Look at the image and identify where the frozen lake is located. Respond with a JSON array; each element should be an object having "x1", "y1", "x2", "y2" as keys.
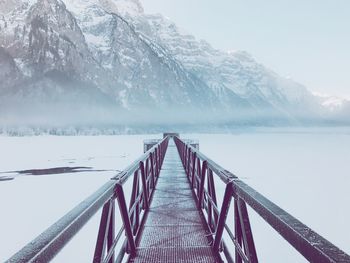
[{"x1": 0, "y1": 130, "x2": 349, "y2": 262}]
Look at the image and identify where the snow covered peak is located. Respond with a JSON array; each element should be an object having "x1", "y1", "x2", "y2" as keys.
[
  {"x1": 227, "y1": 50, "x2": 256, "y2": 63},
  {"x1": 100, "y1": 0, "x2": 143, "y2": 16},
  {"x1": 0, "y1": 0, "x2": 37, "y2": 15},
  {"x1": 61, "y1": 0, "x2": 143, "y2": 17},
  {"x1": 313, "y1": 92, "x2": 349, "y2": 112},
  {"x1": 323, "y1": 97, "x2": 345, "y2": 111},
  {"x1": 0, "y1": 0, "x2": 19, "y2": 14}
]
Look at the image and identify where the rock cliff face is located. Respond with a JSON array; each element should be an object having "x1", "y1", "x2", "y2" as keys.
[{"x1": 0, "y1": 0, "x2": 348, "y2": 129}]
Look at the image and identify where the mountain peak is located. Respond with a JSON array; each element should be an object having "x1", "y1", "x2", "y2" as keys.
[
  {"x1": 101, "y1": 0, "x2": 143, "y2": 16},
  {"x1": 0, "y1": 0, "x2": 37, "y2": 15},
  {"x1": 61, "y1": 0, "x2": 143, "y2": 19},
  {"x1": 0, "y1": 0, "x2": 21, "y2": 14}
]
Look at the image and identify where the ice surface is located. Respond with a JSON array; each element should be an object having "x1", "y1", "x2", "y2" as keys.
[{"x1": 0, "y1": 131, "x2": 349, "y2": 262}]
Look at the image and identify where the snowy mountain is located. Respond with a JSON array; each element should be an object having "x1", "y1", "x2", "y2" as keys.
[
  {"x1": 130, "y1": 13, "x2": 327, "y2": 121},
  {"x1": 0, "y1": 0, "x2": 348, "y2": 130},
  {"x1": 313, "y1": 92, "x2": 350, "y2": 123}
]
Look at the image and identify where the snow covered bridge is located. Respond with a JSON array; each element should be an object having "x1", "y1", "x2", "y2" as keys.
[{"x1": 7, "y1": 134, "x2": 350, "y2": 263}]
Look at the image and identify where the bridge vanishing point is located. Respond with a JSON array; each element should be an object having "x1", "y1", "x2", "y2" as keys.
[{"x1": 7, "y1": 134, "x2": 350, "y2": 263}]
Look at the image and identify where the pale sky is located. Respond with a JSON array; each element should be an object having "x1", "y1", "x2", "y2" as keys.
[{"x1": 140, "y1": 0, "x2": 350, "y2": 98}]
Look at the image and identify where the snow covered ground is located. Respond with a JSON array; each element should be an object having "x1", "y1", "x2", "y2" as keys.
[{"x1": 0, "y1": 130, "x2": 349, "y2": 262}]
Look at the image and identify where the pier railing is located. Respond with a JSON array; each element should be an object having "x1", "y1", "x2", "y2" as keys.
[
  {"x1": 7, "y1": 136, "x2": 169, "y2": 263},
  {"x1": 7, "y1": 134, "x2": 350, "y2": 263},
  {"x1": 174, "y1": 136, "x2": 350, "y2": 263}
]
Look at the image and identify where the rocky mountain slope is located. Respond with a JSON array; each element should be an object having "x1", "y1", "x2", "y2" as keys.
[{"x1": 0, "y1": 0, "x2": 348, "y2": 130}]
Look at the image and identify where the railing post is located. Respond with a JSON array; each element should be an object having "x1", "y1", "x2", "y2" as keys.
[
  {"x1": 159, "y1": 144, "x2": 163, "y2": 165},
  {"x1": 196, "y1": 158, "x2": 202, "y2": 191},
  {"x1": 128, "y1": 171, "x2": 138, "y2": 235},
  {"x1": 237, "y1": 197, "x2": 258, "y2": 263},
  {"x1": 107, "y1": 202, "x2": 115, "y2": 263},
  {"x1": 145, "y1": 158, "x2": 150, "y2": 193},
  {"x1": 154, "y1": 148, "x2": 159, "y2": 177},
  {"x1": 209, "y1": 170, "x2": 219, "y2": 226},
  {"x1": 183, "y1": 145, "x2": 187, "y2": 169},
  {"x1": 140, "y1": 161, "x2": 149, "y2": 209},
  {"x1": 187, "y1": 149, "x2": 192, "y2": 178},
  {"x1": 186, "y1": 147, "x2": 190, "y2": 175},
  {"x1": 207, "y1": 168, "x2": 213, "y2": 230},
  {"x1": 115, "y1": 184, "x2": 136, "y2": 256},
  {"x1": 134, "y1": 174, "x2": 140, "y2": 235},
  {"x1": 181, "y1": 142, "x2": 185, "y2": 162},
  {"x1": 191, "y1": 152, "x2": 197, "y2": 189},
  {"x1": 198, "y1": 161, "x2": 207, "y2": 208},
  {"x1": 93, "y1": 199, "x2": 113, "y2": 263},
  {"x1": 161, "y1": 139, "x2": 167, "y2": 164},
  {"x1": 157, "y1": 146, "x2": 161, "y2": 169},
  {"x1": 207, "y1": 169, "x2": 219, "y2": 231},
  {"x1": 183, "y1": 144, "x2": 186, "y2": 163},
  {"x1": 157, "y1": 147, "x2": 161, "y2": 174},
  {"x1": 213, "y1": 182, "x2": 234, "y2": 252},
  {"x1": 234, "y1": 199, "x2": 243, "y2": 263},
  {"x1": 150, "y1": 153, "x2": 155, "y2": 189}
]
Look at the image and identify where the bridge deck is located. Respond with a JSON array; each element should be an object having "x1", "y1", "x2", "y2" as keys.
[{"x1": 129, "y1": 139, "x2": 218, "y2": 262}]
